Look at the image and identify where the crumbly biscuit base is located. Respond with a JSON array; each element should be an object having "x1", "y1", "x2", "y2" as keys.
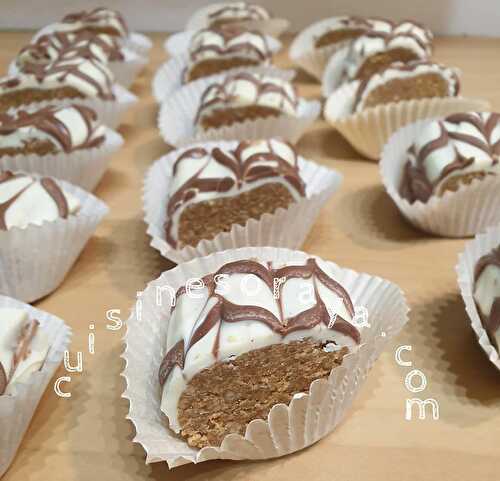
[
  {"x1": 437, "y1": 171, "x2": 491, "y2": 196},
  {"x1": 186, "y1": 57, "x2": 261, "y2": 83},
  {"x1": 356, "y1": 48, "x2": 420, "y2": 82},
  {"x1": 0, "y1": 139, "x2": 58, "y2": 158},
  {"x1": 178, "y1": 340, "x2": 348, "y2": 448},
  {"x1": 0, "y1": 86, "x2": 84, "y2": 111},
  {"x1": 361, "y1": 73, "x2": 450, "y2": 110},
  {"x1": 177, "y1": 182, "x2": 295, "y2": 247},
  {"x1": 314, "y1": 28, "x2": 366, "y2": 49},
  {"x1": 199, "y1": 104, "x2": 281, "y2": 130}
]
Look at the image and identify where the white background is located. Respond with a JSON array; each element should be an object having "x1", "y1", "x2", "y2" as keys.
[{"x1": 0, "y1": 0, "x2": 499, "y2": 36}]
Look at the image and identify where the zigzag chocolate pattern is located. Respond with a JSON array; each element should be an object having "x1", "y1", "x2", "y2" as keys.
[
  {"x1": 0, "y1": 104, "x2": 105, "y2": 153},
  {"x1": 62, "y1": 7, "x2": 128, "y2": 37},
  {"x1": 159, "y1": 257, "x2": 360, "y2": 386},
  {"x1": 165, "y1": 140, "x2": 306, "y2": 247},
  {"x1": 195, "y1": 72, "x2": 298, "y2": 123},
  {"x1": 400, "y1": 112, "x2": 500, "y2": 203}
]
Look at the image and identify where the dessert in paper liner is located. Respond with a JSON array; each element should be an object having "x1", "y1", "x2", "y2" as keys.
[
  {"x1": 324, "y1": 80, "x2": 490, "y2": 160},
  {"x1": 380, "y1": 120, "x2": 500, "y2": 237},
  {"x1": 0, "y1": 295, "x2": 71, "y2": 477},
  {"x1": 121, "y1": 246, "x2": 409, "y2": 468},
  {"x1": 123, "y1": 32, "x2": 153, "y2": 58},
  {"x1": 456, "y1": 225, "x2": 500, "y2": 370},
  {"x1": 6, "y1": 84, "x2": 137, "y2": 130},
  {"x1": 152, "y1": 51, "x2": 293, "y2": 103},
  {"x1": 8, "y1": 54, "x2": 148, "y2": 91},
  {"x1": 290, "y1": 19, "x2": 354, "y2": 81},
  {"x1": 163, "y1": 32, "x2": 283, "y2": 60},
  {"x1": 185, "y1": 4, "x2": 289, "y2": 37},
  {"x1": 0, "y1": 176, "x2": 109, "y2": 303},
  {"x1": 143, "y1": 140, "x2": 342, "y2": 264},
  {"x1": 0, "y1": 128, "x2": 124, "y2": 191},
  {"x1": 157, "y1": 78, "x2": 320, "y2": 147}
]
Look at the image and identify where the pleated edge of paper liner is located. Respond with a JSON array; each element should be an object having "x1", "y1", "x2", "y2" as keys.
[
  {"x1": 456, "y1": 224, "x2": 500, "y2": 370},
  {"x1": 0, "y1": 127, "x2": 124, "y2": 191},
  {"x1": 120, "y1": 245, "x2": 410, "y2": 468}
]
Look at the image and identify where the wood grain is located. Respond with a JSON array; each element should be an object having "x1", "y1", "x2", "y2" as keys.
[{"x1": 1, "y1": 32, "x2": 500, "y2": 481}]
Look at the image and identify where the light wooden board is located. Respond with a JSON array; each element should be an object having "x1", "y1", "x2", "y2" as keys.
[{"x1": 1, "y1": 32, "x2": 500, "y2": 481}]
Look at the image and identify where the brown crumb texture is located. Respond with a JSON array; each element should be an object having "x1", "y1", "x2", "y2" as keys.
[
  {"x1": 437, "y1": 171, "x2": 491, "y2": 196},
  {"x1": 361, "y1": 73, "x2": 450, "y2": 110},
  {"x1": 178, "y1": 182, "x2": 296, "y2": 247},
  {"x1": 178, "y1": 340, "x2": 348, "y2": 449},
  {"x1": 199, "y1": 105, "x2": 281, "y2": 130},
  {"x1": 0, "y1": 138, "x2": 58, "y2": 158},
  {"x1": 0, "y1": 87, "x2": 85, "y2": 112},
  {"x1": 355, "y1": 48, "x2": 420, "y2": 82},
  {"x1": 209, "y1": 18, "x2": 249, "y2": 29},
  {"x1": 314, "y1": 28, "x2": 366, "y2": 48},
  {"x1": 187, "y1": 58, "x2": 261, "y2": 83}
]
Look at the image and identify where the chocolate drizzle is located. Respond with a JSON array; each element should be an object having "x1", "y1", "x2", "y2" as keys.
[
  {"x1": 20, "y1": 30, "x2": 125, "y2": 68},
  {"x1": 0, "y1": 171, "x2": 70, "y2": 230},
  {"x1": 164, "y1": 140, "x2": 305, "y2": 247},
  {"x1": 159, "y1": 258, "x2": 360, "y2": 386},
  {"x1": 15, "y1": 55, "x2": 115, "y2": 101},
  {"x1": 195, "y1": 72, "x2": 298, "y2": 123},
  {"x1": 400, "y1": 112, "x2": 500, "y2": 203},
  {"x1": 474, "y1": 246, "x2": 500, "y2": 343},
  {"x1": 208, "y1": 2, "x2": 269, "y2": 24},
  {"x1": 0, "y1": 105, "x2": 105, "y2": 153},
  {"x1": 0, "y1": 318, "x2": 40, "y2": 395},
  {"x1": 0, "y1": 362, "x2": 6, "y2": 395},
  {"x1": 62, "y1": 7, "x2": 128, "y2": 37},
  {"x1": 189, "y1": 26, "x2": 270, "y2": 64}
]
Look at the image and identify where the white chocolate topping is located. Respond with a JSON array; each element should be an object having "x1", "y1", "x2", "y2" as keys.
[
  {"x1": 0, "y1": 56, "x2": 116, "y2": 102},
  {"x1": 188, "y1": 27, "x2": 270, "y2": 66},
  {"x1": 0, "y1": 172, "x2": 80, "y2": 230},
  {"x1": 401, "y1": 112, "x2": 500, "y2": 203},
  {"x1": 0, "y1": 104, "x2": 106, "y2": 154},
  {"x1": 32, "y1": 7, "x2": 128, "y2": 41},
  {"x1": 0, "y1": 308, "x2": 50, "y2": 396},
  {"x1": 17, "y1": 32, "x2": 130, "y2": 72},
  {"x1": 206, "y1": 2, "x2": 271, "y2": 26},
  {"x1": 196, "y1": 72, "x2": 299, "y2": 125}
]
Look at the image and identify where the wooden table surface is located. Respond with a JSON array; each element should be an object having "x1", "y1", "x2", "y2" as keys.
[{"x1": 1, "y1": 32, "x2": 499, "y2": 481}]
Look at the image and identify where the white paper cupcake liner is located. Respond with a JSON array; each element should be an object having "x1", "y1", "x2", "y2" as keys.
[
  {"x1": 0, "y1": 177, "x2": 109, "y2": 303},
  {"x1": 185, "y1": 4, "x2": 289, "y2": 37},
  {"x1": 0, "y1": 128, "x2": 124, "y2": 191},
  {"x1": 7, "y1": 53, "x2": 147, "y2": 90},
  {"x1": 324, "y1": 80, "x2": 491, "y2": 160},
  {"x1": 122, "y1": 246, "x2": 409, "y2": 468},
  {"x1": 143, "y1": 139, "x2": 342, "y2": 264},
  {"x1": 456, "y1": 225, "x2": 500, "y2": 370},
  {"x1": 157, "y1": 80, "x2": 320, "y2": 147},
  {"x1": 0, "y1": 295, "x2": 72, "y2": 478},
  {"x1": 6, "y1": 84, "x2": 137, "y2": 130},
  {"x1": 290, "y1": 19, "x2": 354, "y2": 80},
  {"x1": 380, "y1": 120, "x2": 500, "y2": 237},
  {"x1": 124, "y1": 32, "x2": 153, "y2": 57},
  {"x1": 152, "y1": 52, "x2": 295, "y2": 103},
  {"x1": 163, "y1": 32, "x2": 282, "y2": 58},
  {"x1": 108, "y1": 52, "x2": 148, "y2": 89}
]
